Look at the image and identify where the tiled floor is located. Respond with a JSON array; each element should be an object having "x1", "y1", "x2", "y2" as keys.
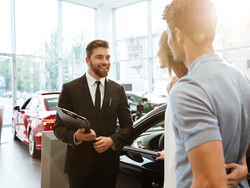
[{"x1": 0, "y1": 127, "x2": 41, "y2": 188}]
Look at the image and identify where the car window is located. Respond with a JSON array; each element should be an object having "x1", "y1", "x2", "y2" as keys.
[
  {"x1": 146, "y1": 120, "x2": 164, "y2": 132},
  {"x1": 27, "y1": 97, "x2": 40, "y2": 111},
  {"x1": 44, "y1": 98, "x2": 58, "y2": 111},
  {"x1": 21, "y1": 98, "x2": 32, "y2": 110}
]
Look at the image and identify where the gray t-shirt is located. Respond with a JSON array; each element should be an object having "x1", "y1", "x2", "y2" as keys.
[{"x1": 169, "y1": 53, "x2": 250, "y2": 188}]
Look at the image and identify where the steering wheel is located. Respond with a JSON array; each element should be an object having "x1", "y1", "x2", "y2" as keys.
[{"x1": 158, "y1": 133, "x2": 164, "y2": 151}]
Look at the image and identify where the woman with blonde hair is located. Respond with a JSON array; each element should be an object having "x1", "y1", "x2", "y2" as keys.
[
  {"x1": 156, "y1": 30, "x2": 187, "y2": 188},
  {"x1": 156, "y1": 30, "x2": 248, "y2": 188}
]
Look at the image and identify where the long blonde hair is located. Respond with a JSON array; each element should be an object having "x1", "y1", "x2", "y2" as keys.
[{"x1": 159, "y1": 30, "x2": 188, "y2": 91}]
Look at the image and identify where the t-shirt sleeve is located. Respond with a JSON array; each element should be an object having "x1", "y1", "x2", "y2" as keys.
[{"x1": 169, "y1": 79, "x2": 222, "y2": 152}]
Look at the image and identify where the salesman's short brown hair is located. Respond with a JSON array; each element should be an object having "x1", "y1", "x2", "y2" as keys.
[{"x1": 86, "y1": 39, "x2": 110, "y2": 59}]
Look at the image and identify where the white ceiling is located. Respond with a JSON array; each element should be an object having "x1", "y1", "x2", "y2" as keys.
[{"x1": 63, "y1": 0, "x2": 145, "y2": 8}]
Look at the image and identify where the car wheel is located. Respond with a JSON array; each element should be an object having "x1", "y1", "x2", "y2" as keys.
[
  {"x1": 29, "y1": 130, "x2": 41, "y2": 158},
  {"x1": 12, "y1": 120, "x2": 18, "y2": 140}
]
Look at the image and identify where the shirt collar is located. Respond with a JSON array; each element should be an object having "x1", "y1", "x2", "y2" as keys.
[
  {"x1": 86, "y1": 71, "x2": 106, "y2": 86},
  {"x1": 187, "y1": 53, "x2": 223, "y2": 76}
]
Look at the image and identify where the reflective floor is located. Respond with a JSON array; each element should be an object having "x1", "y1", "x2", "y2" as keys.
[
  {"x1": 0, "y1": 127, "x2": 41, "y2": 188},
  {"x1": 0, "y1": 127, "x2": 134, "y2": 188}
]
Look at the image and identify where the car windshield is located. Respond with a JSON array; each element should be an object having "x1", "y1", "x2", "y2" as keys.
[{"x1": 44, "y1": 98, "x2": 59, "y2": 111}]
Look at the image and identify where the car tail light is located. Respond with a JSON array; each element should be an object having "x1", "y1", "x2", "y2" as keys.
[
  {"x1": 42, "y1": 116, "x2": 56, "y2": 131},
  {"x1": 152, "y1": 106, "x2": 159, "y2": 110}
]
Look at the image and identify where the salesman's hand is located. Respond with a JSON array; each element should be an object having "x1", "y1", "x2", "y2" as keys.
[
  {"x1": 93, "y1": 136, "x2": 114, "y2": 153},
  {"x1": 75, "y1": 128, "x2": 96, "y2": 142},
  {"x1": 226, "y1": 162, "x2": 248, "y2": 188}
]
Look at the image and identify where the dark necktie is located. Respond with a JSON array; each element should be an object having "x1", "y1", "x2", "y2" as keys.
[{"x1": 95, "y1": 81, "x2": 101, "y2": 115}]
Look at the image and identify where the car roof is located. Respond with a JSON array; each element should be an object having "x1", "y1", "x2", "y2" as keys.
[
  {"x1": 30, "y1": 92, "x2": 60, "y2": 99},
  {"x1": 40, "y1": 92, "x2": 60, "y2": 98}
]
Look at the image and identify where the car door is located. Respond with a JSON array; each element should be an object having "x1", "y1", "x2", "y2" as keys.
[
  {"x1": 118, "y1": 146, "x2": 164, "y2": 188},
  {"x1": 16, "y1": 98, "x2": 32, "y2": 141},
  {"x1": 117, "y1": 109, "x2": 165, "y2": 188},
  {"x1": 19, "y1": 97, "x2": 40, "y2": 143}
]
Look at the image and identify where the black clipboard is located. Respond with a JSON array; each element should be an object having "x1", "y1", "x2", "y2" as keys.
[{"x1": 55, "y1": 106, "x2": 91, "y2": 133}]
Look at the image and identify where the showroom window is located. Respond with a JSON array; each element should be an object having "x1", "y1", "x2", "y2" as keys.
[
  {"x1": 0, "y1": 1, "x2": 95, "y2": 126},
  {"x1": 212, "y1": 0, "x2": 250, "y2": 77},
  {"x1": 15, "y1": 0, "x2": 58, "y2": 55},
  {"x1": 152, "y1": 0, "x2": 172, "y2": 97},
  {"x1": 115, "y1": 1, "x2": 149, "y2": 92},
  {"x1": 0, "y1": 0, "x2": 11, "y2": 54},
  {"x1": 62, "y1": 2, "x2": 95, "y2": 80},
  {"x1": 0, "y1": 56, "x2": 12, "y2": 125}
]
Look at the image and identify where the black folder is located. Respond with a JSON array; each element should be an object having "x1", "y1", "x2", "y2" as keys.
[{"x1": 55, "y1": 106, "x2": 91, "y2": 133}]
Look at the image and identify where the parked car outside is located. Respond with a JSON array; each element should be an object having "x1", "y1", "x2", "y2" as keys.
[
  {"x1": 12, "y1": 92, "x2": 60, "y2": 158},
  {"x1": 2, "y1": 91, "x2": 12, "y2": 98},
  {"x1": 0, "y1": 90, "x2": 5, "y2": 97},
  {"x1": 126, "y1": 91, "x2": 167, "y2": 114}
]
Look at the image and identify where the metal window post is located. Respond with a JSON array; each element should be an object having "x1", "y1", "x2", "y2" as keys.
[
  {"x1": 147, "y1": 0, "x2": 153, "y2": 93},
  {"x1": 112, "y1": 8, "x2": 117, "y2": 81},
  {"x1": 58, "y1": 0, "x2": 63, "y2": 91},
  {"x1": 11, "y1": 0, "x2": 17, "y2": 108}
]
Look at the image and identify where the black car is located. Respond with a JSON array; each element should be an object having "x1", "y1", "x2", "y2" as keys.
[
  {"x1": 117, "y1": 103, "x2": 166, "y2": 188},
  {"x1": 117, "y1": 103, "x2": 250, "y2": 188}
]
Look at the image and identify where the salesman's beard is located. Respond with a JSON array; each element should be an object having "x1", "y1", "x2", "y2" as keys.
[{"x1": 89, "y1": 60, "x2": 110, "y2": 78}]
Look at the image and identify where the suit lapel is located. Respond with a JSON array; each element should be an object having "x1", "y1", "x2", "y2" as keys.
[
  {"x1": 99, "y1": 78, "x2": 113, "y2": 118},
  {"x1": 78, "y1": 74, "x2": 97, "y2": 117}
]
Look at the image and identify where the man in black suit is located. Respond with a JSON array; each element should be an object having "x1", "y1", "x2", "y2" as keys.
[{"x1": 53, "y1": 39, "x2": 134, "y2": 188}]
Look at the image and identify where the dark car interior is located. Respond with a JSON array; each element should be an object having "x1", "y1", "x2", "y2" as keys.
[{"x1": 129, "y1": 120, "x2": 164, "y2": 152}]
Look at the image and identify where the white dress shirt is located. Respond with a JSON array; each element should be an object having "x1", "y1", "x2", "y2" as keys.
[{"x1": 86, "y1": 71, "x2": 106, "y2": 109}]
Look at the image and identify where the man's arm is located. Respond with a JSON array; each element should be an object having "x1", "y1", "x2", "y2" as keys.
[
  {"x1": 110, "y1": 85, "x2": 134, "y2": 150},
  {"x1": 53, "y1": 84, "x2": 76, "y2": 147},
  {"x1": 187, "y1": 140, "x2": 227, "y2": 188}
]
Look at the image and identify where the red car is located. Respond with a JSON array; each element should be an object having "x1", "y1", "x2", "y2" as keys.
[{"x1": 12, "y1": 92, "x2": 60, "y2": 158}]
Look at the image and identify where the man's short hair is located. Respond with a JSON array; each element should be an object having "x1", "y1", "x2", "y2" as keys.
[
  {"x1": 163, "y1": 0, "x2": 217, "y2": 45},
  {"x1": 86, "y1": 39, "x2": 110, "y2": 59}
]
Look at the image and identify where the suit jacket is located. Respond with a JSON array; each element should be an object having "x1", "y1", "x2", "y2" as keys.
[{"x1": 53, "y1": 74, "x2": 134, "y2": 177}]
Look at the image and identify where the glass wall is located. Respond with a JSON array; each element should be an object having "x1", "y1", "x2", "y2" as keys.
[
  {"x1": 212, "y1": 0, "x2": 250, "y2": 78},
  {"x1": 62, "y1": 2, "x2": 95, "y2": 79},
  {"x1": 115, "y1": 1, "x2": 149, "y2": 93},
  {"x1": 15, "y1": 0, "x2": 58, "y2": 55},
  {"x1": 0, "y1": 1, "x2": 95, "y2": 126},
  {"x1": 114, "y1": 0, "x2": 250, "y2": 97},
  {"x1": 152, "y1": 0, "x2": 171, "y2": 96},
  {"x1": 62, "y1": 2, "x2": 95, "y2": 59},
  {"x1": 0, "y1": 56, "x2": 12, "y2": 125},
  {"x1": 0, "y1": 0, "x2": 11, "y2": 54}
]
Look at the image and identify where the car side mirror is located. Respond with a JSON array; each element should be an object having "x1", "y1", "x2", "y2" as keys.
[{"x1": 13, "y1": 106, "x2": 20, "y2": 111}]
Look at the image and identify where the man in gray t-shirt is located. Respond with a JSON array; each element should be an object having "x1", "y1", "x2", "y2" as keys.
[{"x1": 163, "y1": 0, "x2": 250, "y2": 187}]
